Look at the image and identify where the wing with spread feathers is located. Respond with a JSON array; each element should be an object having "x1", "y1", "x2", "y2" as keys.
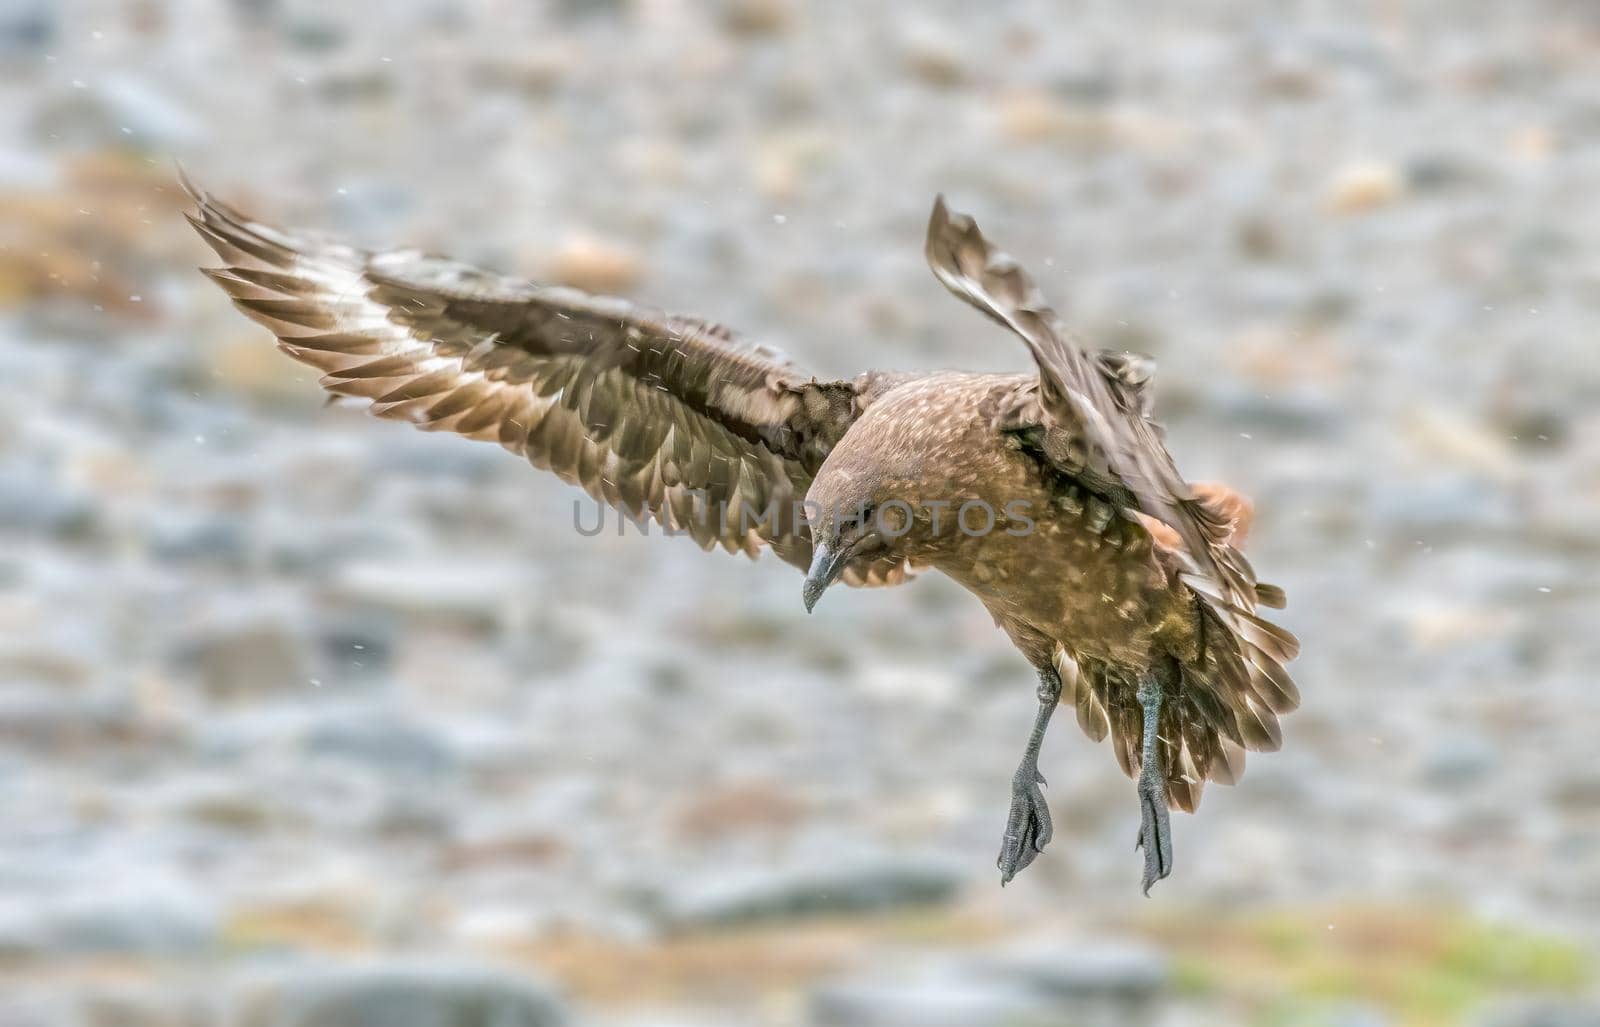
[
  {"x1": 925, "y1": 195, "x2": 1259, "y2": 608},
  {"x1": 183, "y1": 176, "x2": 911, "y2": 587},
  {"x1": 926, "y1": 196, "x2": 1298, "y2": 810}
]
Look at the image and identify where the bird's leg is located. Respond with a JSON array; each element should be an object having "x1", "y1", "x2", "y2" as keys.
[
  {"x1": 1134, "y1": 675, "x2": 1174, "y2": 894},
  {"x1": 997, "y1": 666, "x2": 1062, "y2": 885}
]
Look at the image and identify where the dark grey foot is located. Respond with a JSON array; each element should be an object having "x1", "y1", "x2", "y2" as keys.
[
  {"x1": 1134, "y1": 770, "x2": 1173, "y2": 895},
  {"x1": 998, "y1": 764, "x2": 1052, "y2": 885}
]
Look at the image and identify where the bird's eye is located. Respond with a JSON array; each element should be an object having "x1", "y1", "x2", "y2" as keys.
[{"x1": 845, "y1": 505, "x2": 875, "y2": 534}]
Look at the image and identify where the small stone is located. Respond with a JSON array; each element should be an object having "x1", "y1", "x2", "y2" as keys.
[
  {"x1": 672, "y1": 780, "x2": 808, "y2": 840},
  {"x1": 1257, "y1": 56, "x2": 1322, "y2": 99},
  {"x1": 284, "y1": 16, "x2": 348, "y2": 53},
  {"x1": 0, "y1": 638, "x2": 94, "y2": 689},
  {"x1": 77, "y1": 985, "x2": 218, "y2": 1027},
  {"x1": 314, "y1": 66, "x2": 395, "y2": 105},
  {"x1": 180, "y1": 788, "x2": 277, "y2": 832},
  {"x1": 0, "y1": 0, "x2": 54, "y2": 59},
  {"x1": 0, "y1": 690, "x2": 161, "y2": 750},
  {"x1": 303, "y1": 715, "x2": 456, "y2": 777},
  {"x1": 1405, "y1": 151, "x2": 1484, "y2": 191},
  {"x1": 555, "y1": 0, "x2": 627, "y2": 18},
  {"x1": 0, "y1": 467, "x2": 96, "y2": 539},
  {"x1": 330, "y1": 557, "x2": 524, "y2": 628},
  {"x1": 1477, "y1": 1000, "x2": 1600, "y2": 1027},
  {"x1": 1551, "y1": 772, "x2": 1600, "y2": 813},
  {"x1": 315, "y1": 612, "x2": 395, "y2": 678},
  {"x1": 1235, "y1": 213, "x2": 1284, "y2": 260},
  {"x1": 811, "y1": 974, "x2": 1054, "y2": 1027},
  {"x1": 981, "y1": 937, "x2": 1170, "y2": 1004},
  {"x1": 1050, "y1": 68, "x2": 1118, "y2": 105},
  {"x1": 655, "y1": 856, "x2": 961, "y2": 929},
  {"x1": 1506, "y1": 125, "x2": 1555, "y2": 163},
  {"x1": 239, "y1": 962, "x2": 568, "y2": 1027},
  {"x1": 754, "y1": 129, "x2": 834, "y2": 202},
  {"x1": 543, "y1": 234, "x2": 641, "y2": 294},
  {"x1": 995, "y1": 91, "x2": 1107, "y2": 146},
  {"x1": 1420, "y1": 731, "x2": 1498, "y2": 788},
  {"x1": 1326, "y1": 160, "x2": 1404, "y2": 213},
  {"x1": 147, "y1": 510, "x2": 251, "y2": 568},
  {"x1": 469, "y1": 52, "x2": 573, "y2": 97},
  {"x1": 902, "y1": 29, "x2": 967, "y2": 88},
  {"x1": 0, "y1": 882, "x2": 217, "y2": 956},
  {"x1": 175, "y1": 606, "x2": 311, "y2": 702},
  {"x1": 718, "y1": 0, "x2": 792, "y2": 37}
]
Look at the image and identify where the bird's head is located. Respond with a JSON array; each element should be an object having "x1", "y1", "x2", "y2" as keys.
[{"x1": 799, "y1": 438, "x2": 919, "y2": 613}]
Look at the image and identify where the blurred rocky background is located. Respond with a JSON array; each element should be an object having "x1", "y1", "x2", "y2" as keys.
[{"x1": 3, "y1": 0, "x2": 1600, "y2": 1024}]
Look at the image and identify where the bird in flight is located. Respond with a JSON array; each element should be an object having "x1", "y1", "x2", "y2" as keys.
[{"x1": 183, "y1": 177, "x2": 1298, "y2": 893}]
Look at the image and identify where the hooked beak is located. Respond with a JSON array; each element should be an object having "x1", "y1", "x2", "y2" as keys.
[{"x1": 802, "y1": 540, "x2": 846, "y2": 613}]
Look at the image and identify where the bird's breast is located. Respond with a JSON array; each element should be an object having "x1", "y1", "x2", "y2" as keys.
[{"x1": 935, "y1": 487, "x2": 1179, "y2": 668}]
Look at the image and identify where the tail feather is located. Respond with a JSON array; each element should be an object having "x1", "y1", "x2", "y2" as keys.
[{"x1": 1066, "y1": 578, "x2": 1297, "y2": 813}]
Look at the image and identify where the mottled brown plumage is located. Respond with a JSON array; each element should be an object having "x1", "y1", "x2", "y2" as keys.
[{"x1": 183, "y1": 177, "x2": 1298, "y2": 892}]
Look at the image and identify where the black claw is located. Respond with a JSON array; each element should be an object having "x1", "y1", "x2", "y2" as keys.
[
  {"x1": 1136, "y1": 778, "x2": 1173, "y2": 895},
  {"x1": 1133, "y1": 673, "x2": 1176, "y2": 895},
  {"x1": 997, "y1": 772, "x2": 1053, "y2": 885},
  {"x1": 1000, "y1": 669, "x2": 1064, "y2": 887}
]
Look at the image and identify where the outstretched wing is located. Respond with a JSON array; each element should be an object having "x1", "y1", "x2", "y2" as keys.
[
  {"x1": 183, "y1": 176, "x2": 910, "y2": 587},
  {"x1": 924, "y1": 195, "x2": 1258, "y2": 611},
  {"x1": 927, "y1": 196, "x2": 1298, "y2": 810}
]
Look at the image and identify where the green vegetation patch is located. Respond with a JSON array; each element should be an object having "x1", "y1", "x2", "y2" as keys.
[{"x1": 1141, "y1": 904, "x2": 1592, "y2": 1027}]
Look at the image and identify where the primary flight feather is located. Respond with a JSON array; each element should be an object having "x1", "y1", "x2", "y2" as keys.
[{"x1": 184, "y1": 176, "x2": 1298, "y2": 893}]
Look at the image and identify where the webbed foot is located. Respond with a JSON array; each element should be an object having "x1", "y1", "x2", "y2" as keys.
[
  {"x1": 998, "y1": 763, "x2": 1053, "y2": 885},
  {"x1": 1134, "y1": 766, "x2": 1174, "y2": 894}
]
